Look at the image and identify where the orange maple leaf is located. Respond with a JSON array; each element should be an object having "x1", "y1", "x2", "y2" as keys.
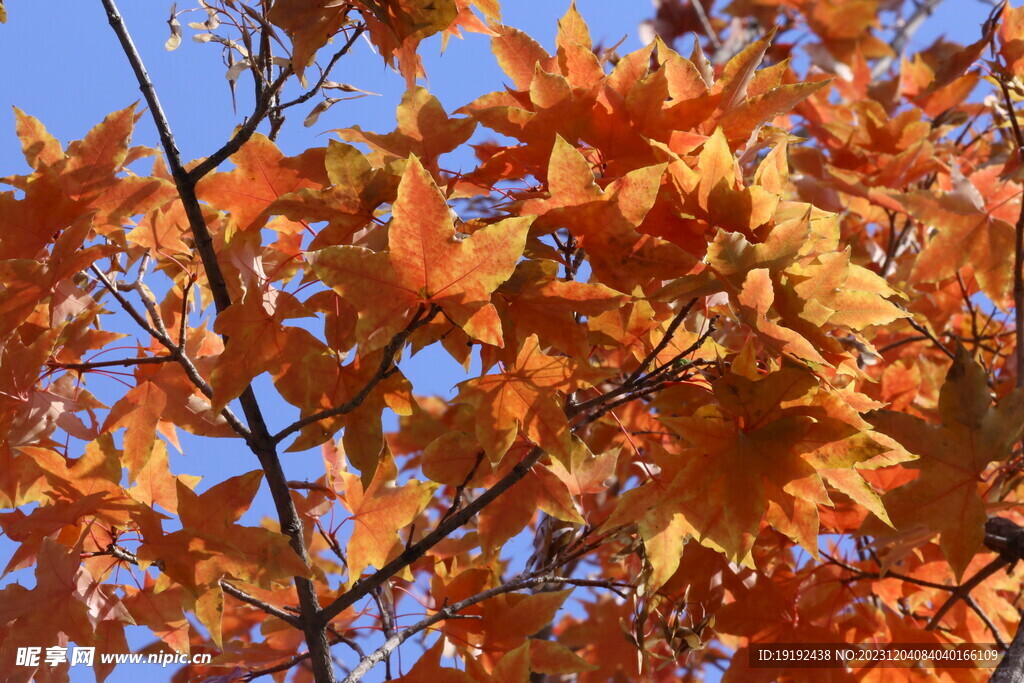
[
  {"x1": 309, "y1": 155, "x2": 530, "y2": 350},
  {"x1": 868, "y1": 346, "x2": 1024, "y2": 579},
  {"x1": 339, "y1": 458, "x2": 437, "y2": 588},
  {"x1": 196, "y1": 133, "x2": 327, "y2": 233},
  {"x1": 457, "y1": 335, "x2": 607, "y2": 463}
]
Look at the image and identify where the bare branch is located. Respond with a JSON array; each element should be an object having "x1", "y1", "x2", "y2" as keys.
[
  {"x1": 272, "y1": 305, "x2": 439, "y2": 444},
  {"x1": 318, "y1": 444, "x2": 546, "y2": 626},
  {"x1": 221, "y1": 581, "x2": 302, "y2": 627},
  {"x1": 99, "y1": 3, "x2": 336, "y2": 677},
  {"x1": 277, "y1": 24, "x2": 367, "y2": 111},
  {"x1": 89, "y1": 265, "x2": 254, "y2": 442},
  {"x1": 821, "y1": 551, "x2": 956, "y2": 592},
  {"x1": 994, "y1": 611, "x2": 1024, "y2": 682},
  {"x1": 963, "y1": 594, "x2": 1009, "y2": 650},
  {"x1": 188, "y1": 66, "x2": 292, "y2": 182},
  {"x1": 342, "y1": 573, "x2": 631, "y2": 682},
  {"x1": 905, "y1": 317, "x2": 957, "y2": 362},
  {"x1": 49, "y1": 355, "x2": 176, "y2": 372},
  {"x1": 871, "y1": 0, "x2": 946, "y2": 79}
]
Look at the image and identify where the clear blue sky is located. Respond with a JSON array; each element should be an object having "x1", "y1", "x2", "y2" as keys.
[{"x1": 0, "y1": 0, "x2": 993, "y2": 680}]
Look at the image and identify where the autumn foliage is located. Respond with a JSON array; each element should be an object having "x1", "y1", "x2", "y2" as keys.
[{"x1": 6, "y1": 0, "x2": 1024, "y2": 680}]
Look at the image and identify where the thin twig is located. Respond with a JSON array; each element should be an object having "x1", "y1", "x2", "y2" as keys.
[
  {"x1": 50, "y1": 355, "x2": 176, "y2": 371},
  {"x1": 221, "y1": 581, "x2": 302, "y2": 627},
  {"x1": 371, "y1": 585, "x2": 397, "y2": 680},
  {"x1": 906, "y1": 317, "x2": 957, "y2": 362},
  {"x1": 188, "y1": 67, "x2": 293, "y2": 182},
  {"x1": 317, "y1": 444, "x2": 547, "y2": 626},
  {"x1": 277, "y1": 24, "x2": 367, "y2": 111},
  {"x1": 963, "y1": 594, "x2": 1009, "y2": 650},
  {"x1": 89, "y1": 265, "x2": 254, "y2": 441},
  {"x1": 627, "y1": 299, "x2": 698, "y2": 384},
  {"x1": 272, "y1": 305, "x2": 439, "y2": 443},
  {"x1": 926, "y1": 557, "x2": 1009, "y2": 631},
  {"x1": 439, "y1": 451, "x2": 485, "y2": 525},
  {"x1": 821, "y1": 551, "x2": 955, "y2": 592},
  {"x1": 690, "y1": 1, "x2": 722, "y2": 52},
  {"x1": 341, "y1": 573, "x2": 630, "y2": 683}
]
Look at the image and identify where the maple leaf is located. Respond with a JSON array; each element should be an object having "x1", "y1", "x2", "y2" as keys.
[
  {"x1": 121, "y1": 575, "x2": 191, "y2": 653},
  {"x1": 196, "y1": 133, "x2": 327, "y2": 233},
  {"x1": 309, "y1": 155, "x2": 530, "y2": 350},
  {"x1": 496, "y1": 260, "x2": 628, "y2": 357},
  {"x1": 0, "y1": 538, "x2": 132, "y2": 676},
  {"x1": 269, "y1": 140, "x2": 399, "y2": 250},
  {"x1": 126, "y1": 439, "x2": 201, "y2": 515},
  {"x1": 353, "y1": 0, "x2": 459, "y2": 86},
  {"x1": 867, "y1": 346, "x2": 1024, "y2": 578},
  {"x1": 266, "y1": 0, "x2": 352, "y2": 84},
  {"x1": 610, "y1": 367, "x2": 891, "y2": 572},
  {"x1": 457, "y1": 335, "x2": 607, "y2": 463},
  {"x1": 9, "y1": 106, "x2": 176, "y2": 235},
  {"x1": 208, "y1": 288, "x2": 321, "y2": 410},
  {"x1": 336, "y1": 86, "x2": 475, "y2": 169},
  {"x1": 339, "y1": 458, "x2": 436, "y2": 587},
  {"x1": 523, "y1": 135, "x2": 696, "y2": 289},
  {"x1": 0, "y1": 444, "x2": 46, "y2": 509},
  {"x1": 903, "y1": 185, "x2": 1017, "y2": 304}
]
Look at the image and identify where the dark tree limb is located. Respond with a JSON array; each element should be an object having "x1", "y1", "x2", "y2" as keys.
[
  {"x1": 98, "y1": 2, "x2": 334, "y2": 678},
  {"x1": 994, "y1": 614, "x2": 1024, "y2": 683},
  {"x1": 997, "y1": 75, "x2": 1024, "y2": 388},
  {"x1": 49, "y1": 355, "x2": 176, "y2": 371}
]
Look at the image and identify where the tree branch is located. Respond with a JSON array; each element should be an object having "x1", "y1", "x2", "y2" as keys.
[
  {"x1": 187, "y1": 66, "x2": 292, "y2": 182},
  {"x1": 342, "y1": 573, "x2": 630, "y2": 683},
  {"x1": 871, "y1": 0, "x2": 945, "y2": 79},
  {"x1": 994, "y1": 611, "x2": 1024, "y2": 683},
  {"x1": 272, "y1": 305, "x2": 439, "y2": 444},
  {"x1": 821, "y1": 551, "x2": 957, "y2": 593},
  {"x1": 88, "y1": 543, "x2": 302, "y2": 627},
  {"x1": 997, "y1": 75, "x2": 1024, "y2": 388},
  {"x1": 317, "y1": 444, "x2": 546, "y2": 626},
  {"x1": 89, "y1": 265, "x2": 253, "y2": 442},
  {"x1": 905, "y1": 317, "x2": 957, "y2": 362},
  {"x1": 925, "y1": 556, "x2": 1009, "y2": 631},
  {"x1": 221, "y1": 581, "x2": 302, "y2": 628},
  {"x1": 99, "y1": 2, "x2": 334, "y2": 678},
  {"x1": 627, "y1": 298, "x2": 698, "y2": 384},
  {"x1": 49, "y1": 355, "x2": 176, "y2": 372},
  {"x1": 276, "y1": 24, "x2": 367, "y2": 111}
]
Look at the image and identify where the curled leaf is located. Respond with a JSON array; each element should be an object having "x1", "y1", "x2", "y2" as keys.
[
  {"x1": 225, "y1": 58, "x2": 251, "y2": 82},
  {"x1": 304, "y1": 98, "x2": 340, "y2": 128},
  {"x1": 321, "y1": 81, "x2": 381, "y2": 96},
  {"x1": 165, "y1": 4, "x2": 182, "y2": 51},
  {"x1": 188, "y1": 6, "x2": 220, "y2": 30}
]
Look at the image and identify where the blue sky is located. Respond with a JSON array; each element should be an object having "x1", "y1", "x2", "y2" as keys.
[{"x1": 0, "y1": 0, "x2": 997, "y2": 680}]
